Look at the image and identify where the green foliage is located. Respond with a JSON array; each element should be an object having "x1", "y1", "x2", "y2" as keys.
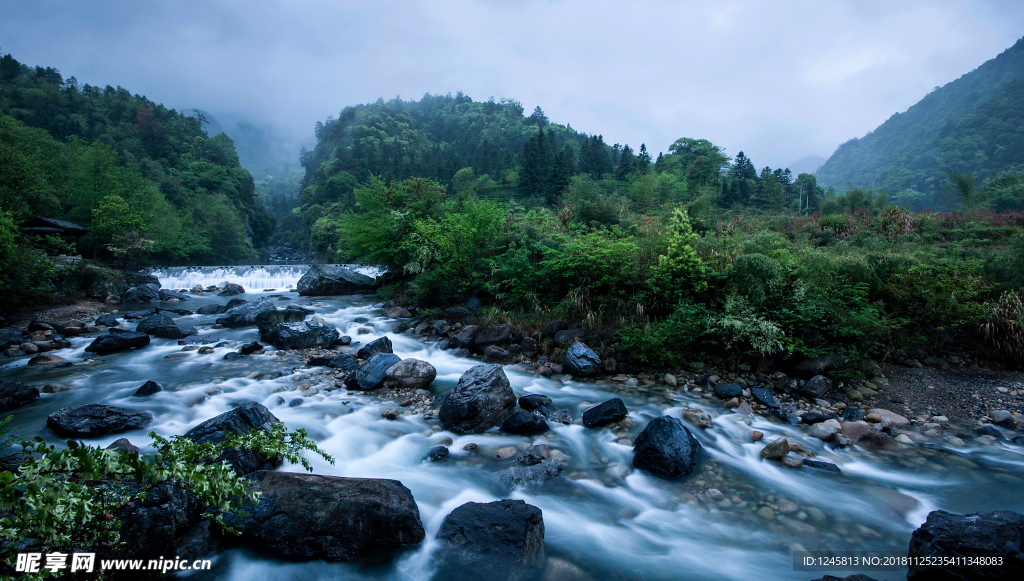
[
  {"x1": 650, "y1": 208, "x2": 706, "y2": 303},
  {"x1": 619, "y1": 299, "x2": 711, "y2": 364},
  {"x1": 705, "y1": 295, "x2": 784, "y2": 355}
]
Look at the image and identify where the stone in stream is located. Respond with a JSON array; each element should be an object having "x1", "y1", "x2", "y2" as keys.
[
  {"x1": 297, "y1": 264, "x2": 377, "y2": 296},
  {"x1": 255, "y1": 306, "x2": 309, "y2": 335},
  {"x1": 433, "y1": 499, "x2": 545, "y2": 581},
  {"x1": 750, "y1": 387, "x2": 779, "y2": 408},
  {"x1": 356, "y1": 336, "x2": 393, "y2": 360},
  {"x1": 183, "y1": 401, "x2": 282, "y2": 476},
  {"x1": 239, "y1": 341, "x2": 264, "y2": 355},
  {"x1": 327, "y1": 353, "x2": 359, "y2": 371},
  {"x1": 500, "y1": 450, "x2": 563, "y2": 489},
  {"x1": 908, "y1": 510, "x2": 1024, "y2": 580},
  {"x1": 561, "y1": 342, "x2": 601, "y2": 377},
  {"x1": 501, "y1": 410, "x2": 549, "y2": 435},
  {"x1": 682, "y1": 407, "x2": 713, "y2": 429},
  {"x1": 582, "y1": 398, "x2": 628, "y2": 428},
  {"x1": 450, "y1": 325, "x2": 480, "y2": 350},
  {"x1": 263, "y1": 321, "x2": 340, "y2": 350},
  {"x1": 473, "y1": 324, "x2": 512, "y2": 353},
  {"x1": 196, "y1": 304, "x2": 227, "y2": 315},
  {"x1": 121, "y1": 283, "x2": 161, "y2": 303},
  {"x1": 383, "y1": 358, "x2": 437, "y2": 391},
  {"x1": 134, "y1": 380, "x2": 162, "y2": 397},
  {"x1": 95, "y1": 313, "x2": 121, "y2": 327},
  {"x1": 807, "y1": 419, "x2": 842, "y2": 441},
  {"x1": 345, "y1": 353, "x2": 402, "y2": 391},
  {"x1": 0, "y1": 379, "x2": 39, "y2": 412},
  {"x1": 518, "y1": 394, "x2": 552, "y2": 411},
  {"x1": 713, "y1": 382, "x2": 743, "y2": 399},
  {"x1": 85, "y1": 328, "x2": 151, "y2": 354},
  {"x1": 225, "y1": 298, "x2": 249, "y2": 309},
  {"x1": 135, "y1": 313, "x2": 197, "y2": 339},
  {"x1": 427, "y1": 446, "x2": 450, "y2": 462},
  {"x1": 632, "y1": 416, "x2": 702, "y2": 479},
  {"x1": 47, "y1": 404, "x2": 154, "y2": 438},
  {"x1": 221, "y1": 471, "x2": 425, "y2": 562},
  {"x1": 215, "y1": 298, "x2": 277, "y2": 328},
  {"x1": 158, "y1": 288, "x2": 190, "y2": 301},
  {"x1": 28, "y1": 353, "x2": 65, "y2": 365},
  {"x1": 438, "y1": 365, "x2": 516, "y2": 434},
  {"x1": 759, "y1": 437, "x2": 790, "y2": 460},
  {"x1": 803, "y1": 459, "x2": 842, "y2": 474},
  {"x1": 483, "y1": 345, "x2": 514, "y2": 364}
]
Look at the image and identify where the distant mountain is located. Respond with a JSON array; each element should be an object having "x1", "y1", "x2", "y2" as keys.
[
  {"x1": 816, "y1": 37, "x2": 1024, "y2": 208},
  {"x1": 789, "y1": 155, "x2": 826, "y2": 176}
]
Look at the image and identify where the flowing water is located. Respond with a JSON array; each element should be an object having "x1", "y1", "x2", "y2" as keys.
[{"x1": 2, "y1": 266, "x2": 1023, "y2": 581}]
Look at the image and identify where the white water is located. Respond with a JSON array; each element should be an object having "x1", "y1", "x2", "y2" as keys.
[
  {"x1": 148, "y1": 264, "x2": 383, "y2": 292},
  {"x1": 3, "y1": 281, "x2": 1024, "y2": 581}
]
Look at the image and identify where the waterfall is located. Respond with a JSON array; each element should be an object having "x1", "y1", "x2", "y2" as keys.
[{"x1": 149, "y1": 264, "x2": 383, "y2": 292}]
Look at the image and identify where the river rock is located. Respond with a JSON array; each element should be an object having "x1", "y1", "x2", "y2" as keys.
[
  {"x1": 867, "y1": 409, "x2": 910, "y2": 425},
  {"x1": 215, "y1": 298, "x2": 277, "y2": 328},
  {"x1": 500, "y1": 451, "x2": 563, "y2": 489},
  {"x1": 223, "y1": 471, "x2": 425, "y2": 561},
  {"x1": 95, "y1": 313, "x2": 121, "y2": 327},
  {"x1": 356, "y1": 336, "x2": 393, "y2": 359},
  {"x1": 714, "y1": 383, "x2": 743, "y2": 399},
  {"x1": 474, "y1": 324, "x2": 512, "y2": 353},
  {"x1": 808, "y1": 419, "x2": 842, "y2": 441},
  {"x1": 0, "y1": 380, "x2": 39, "y2": 411},
  {"x1": 183, "y1": 401, "x2": 282, "y2": 475},
  {"x1": 501, "y1": 410, "x2": 549, "y2": 435},
  {"x1": 134, "y1": 380, "x2": 162, "y2": 397},
  {"x1": 117, "y1": 480, "x2": 206, "y2": 564},
  {"x1": 47, "y1": 404, "x2": 153, "y2": 437},
  {"x1": 750, "y1": 387, "x2": 779, "y2": 408},
  {"x1": 263, "y1": 321, "x2": 340, "y2": 350},
  {"x1": 991, "y1": 410, "x2": 1018, "y2": 429},
  {"x1": 518, "y1": 394, "x2": 552, "y2": 411},
  {"x1": 434, "y1": 499, "x2": 545, "y2": 581},
  {"x1": 85, "y1": 329, "x2": 151, "y2": 354},
  {"x1": 196, "y1": 304, "x2": 227, "y2": 315},
  {"x1": 451, "y1": 325, "x2": 480, "y2": 350},
  {"x1": 327, "y1": 353, "x2": 359, "y2": 371},
  {"x1": 384, "y1": 358, "x2": 436, "y2": 390},
  {"x1": 804, "y1": 459, "x2": 842, "y2": 474},
  {"x1": 484, "y1": 345, "x2": 514, "y2": 364},
  {"x1": 121, "y1": 284, "x2": 161, "y2": 303},
  {"x1": 438, "y1": 365, "x2": 516, "y2": 434},
  {"x1": 239, "y1": 341, "x2": 263, "y2": 355},
  {"x1": 792, "y1": 353, "x2": 840, "y2": 378},
  {"x1": 908, "y1": 510, "x2": 1024, "y2": 580},
  {"x1": 561, "y1": 342, "x2": 601, "y2": 377},
  {"x1": 428, "y1": 445, "x2": 450, "y2": 462},
  {"x1": 682, "y1": 407, "x2": 713, "y2": 429},
  {"x1": 799, "y1": 375, "x2": 833, "y2": 398},
  {"x1": 520, "y1": 336, "x2": 539, "y2": 357},
  {"x1": 553, "y1": 329, "x2": 585, "y2": 348},
  {"x1": 801, "y1": 411, "x2": 838, "y2": 424},
  {"x1": 255, "y1": 306, "x2": 308, "y2": 335},
  {"x1": 297, "y1": 264, "x2": 377, "y2": 296},
  {"x1": 28, "y1": 353, "x2": 65, "y2": 365},
  {"x1": 225, "y1": 298, "x2": 249, "y2": 309},
  {"x1": 583, "y1": 398, "x2": 628, "y2": 427},
  {"x1": 158, "y1": 289, "x2": 190, "y2": 301},
  {"x1": 632, "y1": 416, "x2": 702, "y2": 479},
  {"x1": 346, "y1": 353, "x2": 402, "y2": 391},
  {"x1": 136, "y1": 314, "x2": 197, "y2": 339},
  {"x1": 759, "y1": 437, "x2": 790, "y2": 460}
]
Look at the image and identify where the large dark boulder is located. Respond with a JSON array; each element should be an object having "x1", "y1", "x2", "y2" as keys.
[
  {"x1": 750, "y1": 387, "x2": 779, "y2": 408},
  {"x1": 196, "y1": 304, "x2": 227, "y2": 315},
  {"x1": 223, "y1": 471, "x2": 424, "y2": 562},
  {"x1": 158, "y1": 289, "x2": 190, "y2": 301},
  {"x1": 553, "y1": 329, "x2": 585, "y2": 348},
  {"x1": 327, "y1": 354, "x2": 359, "y2": 371},
  {"x1": 85, "y1": 329, "x2": 151, "y2": 354},
  {"x1": 792, "y1": 353, "x2": 841, "y2": 378},
  {"x1": 714, "y1": 383, "x2": 743, "y2": 399},
  {"x1": 518, "y1": 394, "x2": 552, "y2": 411},
  {"x1": 215, "y1": 298, "x2": 277, "y2": 328},
  {"x1": 561, "y1": 342, "x2": 601, "y2": 377},
  {"x1": 134, "y1": 380, "x2": 162, "y2": 397},
  {"x1": 483, "y1": 345, "x2": 514, "y2": 364},
  {"x1": 473, "y1": 324, "x2": 512, "y2": 353},
  {"x1": 451, "y1": 325, "x2": 480, "y2": 350},
  {"x1": 632, "y1": 416, "x2": 702, "y2": 479},
  {"x1": 908, "y1": 510, "x2": 1024, "y2": 580},
  {"x1": 95, "y1": 313, "x2": 121, "y2": 327},
  {"x1": 582, "y1": 398, "x2": 628, "y2": 428},
  {"x1": 183, "y1": 401, "x2": 282, "y2": 476},
  {"x1": 345, "y1": 353, "x2": 402, "y2": 391},
  {"x1": 263, "y1": 321, "x2": 340, "y2": 350},
  {"x1": 434, "y1": 499, "x2": 544, "y2": 581},
  {"x1": 117, "y1": 481, "x2": 206, "y2": 563},
  {"x1": 384, "y1": 358, "x2": 437, "y2": 390},
  {"x1": 799, "y1": 375, "x2": 834, "y2": 399},
  {"x1": 255, "y1": 306, "x2": 309, "y2": 335},
  {"x1": 136, "y1": 314, "x2": 197, "y2": 340},
  {"x1": 296, "y1": 264, "x2": 377, "y2": 296},
  {"x1": 0, "y1": 380, "x2": 40, "y2": 411},
  {"x1": 47, "y1": 404, "x2": 153, "y2": 437},
  {"x1": 500, "y1": 411, "x2": 549, "y2": 435},
  {"x1": 438, "y1": 365, "x2": 516, "y2": 434},
  {"x1": 121, "y1": 283, "x2": 161, "y2": 303},
  {"x1": 356, "y1": 336, "x2": 393, "y2": 360}
]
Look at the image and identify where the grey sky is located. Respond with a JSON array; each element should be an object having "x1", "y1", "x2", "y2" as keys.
[{"x1": 2, "y1": 0, "x2": 1023, "y2": 170}]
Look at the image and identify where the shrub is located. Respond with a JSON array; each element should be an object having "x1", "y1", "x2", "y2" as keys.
[
  {"x1": 979, "y1": 290, "x2": 1024, "y2": 369},
  {"x1": 705, "y1": 295, "x2": 784, "y2": 355}
]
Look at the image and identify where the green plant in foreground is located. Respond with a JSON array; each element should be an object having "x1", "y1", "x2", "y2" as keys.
[{"x1": 0, "y1": 421, "x2": 333, "y2": 579}]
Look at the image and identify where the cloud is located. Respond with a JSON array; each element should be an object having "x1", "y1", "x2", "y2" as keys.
[{"x1": 2, "y1": 0, "x2": 1023, "y2": 169}]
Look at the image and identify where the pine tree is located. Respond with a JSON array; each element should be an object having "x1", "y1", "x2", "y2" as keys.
[
  {"x1": 616, "y1": 145, "x2": 636, "y2": 179},
  {"x1": 637, "y1": 144, "x2": 652, "y2": 173}
]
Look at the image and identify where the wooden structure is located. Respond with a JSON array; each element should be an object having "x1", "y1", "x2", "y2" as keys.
[{"x1": 18, "y1": 215, "x2": 89, "y2": 243}]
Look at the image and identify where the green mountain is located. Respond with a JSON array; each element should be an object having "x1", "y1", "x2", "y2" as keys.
[{"x1": 816, "y1": 36, "x2": 1024, "y2": 209}]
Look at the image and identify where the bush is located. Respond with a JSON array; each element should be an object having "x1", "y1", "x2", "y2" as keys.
[
  {"x1": 619, "y1": 299, "x2": 712, "y2": 364},
  {"x1": 705, "y1": 295, "x2": 784, "y2": 355}
]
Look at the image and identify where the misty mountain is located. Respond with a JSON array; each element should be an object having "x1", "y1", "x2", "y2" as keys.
[
  {"x1": 816, "y1": 36, "x2": 1024, "y2": 207},
  {"x1": 789, "y1": 155, "x2": 825, "y2": 176}
]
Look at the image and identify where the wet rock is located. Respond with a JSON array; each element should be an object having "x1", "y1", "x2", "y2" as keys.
[
  {"x1": 434, "y1": 499, "x2": 544, "y2": 581},
  {"x1": 223, "y1": 471, "x2": 424, "y2": 561},
  {"x1": 632, "y1": 416, "x2": 702, "y2": 479},
  {"x1": 225, "y1": 298, "x2": 249, "y2": 309},
  {"x1": 297, "y1": 264, "x2": 377, "y2": 296},
  {"x1": 386, "y1": 307, "x2": 412, "y2": 318},
  {"x1": 867, "y1": 409, "x2": 910, "y2": 425},
  {"x1": 159, "y1": 289, "x2": 190, "y2": 301},
  {"x1": 474, "y1": 324, "x2": 512, "y2": 353},
  {"x1": 750, "y1": 387, "x2": 779, "y2": 408},
  {"x1": 438, "y1": 365, "x2": 516, "y2": 434},
  {"x1": 991, "y1": 410, "x2": 1018, "y2": 429},
  {"x1": 583, "y1": 398, "x2": 628, "y2": 428},
  {"x1": 223, "y1": 352, "x2": 242, "y2": 361},
  {"x1": 28, "y1": 353, "x2": 65, "y2": 365},
  {"x1": 428, "y1": 446, "x2": 450, "y2": 462},
  {"x1": 759, "y1": 437, "x2": 789, "y2": 460},
  {"x1": 908, "y1": 510, "x2": 1024, "y2": 580},
  {"x1": 682, "y1": 407, "x2": 713, "y2": 429},
  {"x1": 346, "y1": 353, "x2": 402, "y2": 391},
  {"x1": 327, "y1": 353, "x2": 359, "y2": 371},
  {"x1": 384, "y1": 358, "x2": 437, "y2": 390},
  {"x1": 451, "y1": 325, "x2": 480, "y2": 350},
  {"x1": 337, "y1": 335, "x2": 352, "y2": 346},
  {"x1": 808, "y1": 419, "x2": 842, "y2": 441},
  {"x1": 714, "y1": 383, "x2": 743, "y2": 399},
  {"x1": 484, "y1": 345, "x2": 514, "y2": 364},
  {"x1": 196, "y1": 304, "x2": 227, "y2": 315},
  {"x1": 0, "y1": 379, "x2": 40, "y2": 412},
  {"x1": 803, "y1": 459, "x2": 842, "y2": 474},
  {"x1": 255, "y1": 307, "x2": 308, "y2": 335},
  {"x1": 518, "y1": 394, "x2": 552, "y2": 411},
  {"x1": 750, "y1": 430, "x2": 764, "y2": 442},
  {"x1": 117, "y1": 481, "x2": 205, "y2": 563},
  {"x1": 356, "y1": 336, "x2": 393, "y2": 360},
  {"x1": 95, "y1": 313, "x2": 121, "y2": 327},
  {"x1": 521, "y1": 337, "x2": 538, "y2": 357},
  {"x1": 792, "y1": 353, "x2": 840, "y2": 378},
  {"x1": 216, "y1": 298, "x2": 277, "y2": 328},
  {"x1": 500, "y1": 458, "x2": 563, "y2": 489},
  {"x1": 136, "y1": 314, "x2": 197, "y2": 339},
  {"x1": 121, "y1": 284, "x2": 161, "y2": 303},
  {"x1": 561, "y1": 342, "x2": 601, "y2": 377},
  {"x1": 861, "y1": 430, "x2": 902, "y2": 449},
  {"x1": 134, "y1": 380, "x2": 162, "y2": 397},
  {"x1": 85, "y1": 329, "x2": 151, "y2": 354},
  {"x1": 772, "y1": 408, "x2": 801, "y2": 426},
  {"x1": 501, "y1": 411, "x2": 549, "y2": 435},
  {"x1": 263, "y1": 321, "x2": 340, "y2": 350},
  {"x1": 183, "y1": 401, "x2": 282, "y2": 476},
  {"x1": 799, "y1": 375, "x2": 833, "y2": 398},
  {"x1": 801, "y1": 412, "x2": 838, "y2": 424},
  {"x1": 107, "y1": 438, "x2": 140, "y2": 455},
  {"x1": 47, "y1": 404, "x2": 153, "y2": 437},
  {"x1": 553, "y1": 329, "x2": 585, "y2": 348},
  {"x1": 433, "y1": 320, "x2": 449, "y2": 335},
  {"x1": 240, "y1": 341, "x2": 264, "y2": 355},
  {"x1": 494, "y1": 446, "x2": 517, "y2": 459}
]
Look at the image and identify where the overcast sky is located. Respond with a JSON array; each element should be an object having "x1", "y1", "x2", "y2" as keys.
[{"x1": 2, "y1": 0, "x2": 1023, "y2": 169}]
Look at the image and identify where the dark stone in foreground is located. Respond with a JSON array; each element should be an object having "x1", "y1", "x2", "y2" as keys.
[
  {"x1": 438, "y1": 365, "x2": 516, "y2": 434},
  {"x1": 47, "y1": 404, "x2": 153, "y2": 437},
  {"x1": 473, "y1": 324, "x2": 512, "y2": 353},
  {"x1": 85, "y1": 329, "x2": 151, "y2": 354},
  {"x1": 583, "y1": 398, "x2": 628, "y2": 427},
  {"x1": 134, "y1": 380, "x2": 162, "y2": 397},
  {"x1": 0, "y1": 380, "x2": 39, "y2": 411},
  {"x1": 632, "y1": 416, "x2": 701, "y2": 479},
  {"x1": 908, "y1": 510, "x2": 1024, "y2": 580},
  {"x1": 240, "y1": 341, "x2": 263, "y2": 355},
  {"x1": 121, "y1": 283, "x2": 160, "y2": 303},
  {"x1": 255, "y1": 307, "x2": 308, "y2": 335},
  {"x1": 297, "y1": 264, "x2": 377, "y2": 296},
  {"x1": 434, "y1": 499, "x2": 544, "y2": 581},
  {"x1": 345, "y1": 353, "x2": 401, "y2": 391},
  {"x1": 518, "y1": 394, "x2": 552, "y2": 411},
  {"x1": 263, "y1": 320, "x2": 340, "y2": 350},
  {"x1": 183, "y1": 401, "x2": 282, "y2": 476},
  {"x1": 501, "y1": 410, "x2": 549, "y2": 435},
  {"x1": 801, "y1": 412, "x2": 838, "y2": 425},
  {"x1": 224, "y1": 471, "x2": 425, "y2": 562},
  {"x1": 751, "y1": 387, "x2": 779, "y2": 408},
  {"x1": 428, "y1": 446, "x2": 450, "y2": 462},
  {"x1": 356, "y1": 335, "x2": 393, "y2": 360},
  {"x1": 561, "y1": 341, "x2": 601, "y2": 377},
  {"x1": 95, "y1": 313, "x2": 121, "y2": 327},
  {"x1": 118, "y1": 481, "x2": 206, "y2": 563},
  {"x1": 713, "y1": 383, "x2": 743, "y2": 399}
]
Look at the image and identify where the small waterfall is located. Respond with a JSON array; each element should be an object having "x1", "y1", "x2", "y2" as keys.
[{"x1": 149, "y1": 264, "x2": 384, "y2": 292}]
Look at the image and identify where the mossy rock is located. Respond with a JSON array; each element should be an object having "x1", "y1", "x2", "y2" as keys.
[{"x1": 843, "y1": 387, "x2": 864, "y2": 402}]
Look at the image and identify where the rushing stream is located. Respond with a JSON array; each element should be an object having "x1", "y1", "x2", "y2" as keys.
[{"x1": 2, "y1": 266, "x2": 1023, "y2": 580}]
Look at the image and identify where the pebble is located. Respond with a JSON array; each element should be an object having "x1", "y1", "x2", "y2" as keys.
[
  {"x1": 781, "y1": 456, "x2": 804, "y2": 468},
  {"x1": 757, "y1": 506, "x2": 775, "y2": 519},
  {"x1": 750, "y1": 430, "x2": 764, "y2": 442},
  {"x1": 463, "y1": 443, "x2": 478, "y2": 452},
  {"x1": 495, "y1": 446, "x2": 517, "y2": 459}
]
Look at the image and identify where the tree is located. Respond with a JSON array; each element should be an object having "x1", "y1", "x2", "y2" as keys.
[
  {"x1": 616, "y1": 145, "x2": 636, "y2": 180},
  {"x1": 758, "y1": 167, "x2": 786, "y2": 209},
  {"x1": 665, "y1": 137, "x2": 731, "y2": 176},
  {"x1": 725, "y1": 151, "x2": 758, "y2": 205},
  {"x1": 637, "y1": 144, "x2": 652, "y2": 173},
  {"x1": 650, "y1": 207, "x2": 706, "y2": 303},
  {"x1": 686, "y1": 155, "x2": 718, "y2": 191}
]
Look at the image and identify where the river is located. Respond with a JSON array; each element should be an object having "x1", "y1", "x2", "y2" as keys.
[{"x1": 2, "y1": 265, "x2": 1022, "y2": 581}]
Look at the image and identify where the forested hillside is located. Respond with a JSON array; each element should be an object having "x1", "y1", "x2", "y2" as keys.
[{"x1": 817, "y1": 36, "x2": 1024, "y2": 211}]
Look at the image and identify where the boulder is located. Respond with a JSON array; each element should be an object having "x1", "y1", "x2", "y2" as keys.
[
  {"x1": 345, "y1": 353, "x2": 402, "y2": 391},
  {"x1": 28, "y1": 353, "x2": 64, "y2": 365},
  {"x1": 808, "y1": 419, "x2": 842, "y2": 441},
  {"x1": 217, "y1": 287, "x2": 241, "y2": 296},
  {"x1": 500, "y1": 454, "x2": 563, "y2": 489},
  {"x1": 801, "y1": 412, "x2": 838, "y2": 424},
  {"x1": 255, "y1": 307, "x2": 308, "y2": 335},
  {"x1": 632, "y1": 416, "x2": 702, "y2": 479},
  {"x1": 908, "y1": 510, "x2": 1024, "y2": 580},
  {"x1": 561, "y1": 342, "x2": 601, "y2": 377},
  {"x1": 85, "y1": 329, "x2": 151, "y2": 354},
  {"x1": 107, "y1": 438, "x2": 140, "y2": 455},
  {"x1": 0, "y1": 380, "x2": 40, "y2": 412},
  {"x1": 451, "y1": 325, "x2": 480, "y2": 350},
  {"x1": 215, "y1": 298, "x2": 277, "y2": 328},
  {"x1": 518, "y1": 394, "x2": 552, "y2": 411},
  {"x1": 542, "y1": 320, "x2": 568, "y2": 338},
  {"x1": 134, "y1": 380, "x2": 162, "y2": 397},
  {"x1": 386, "y1": 307, "x2": 412, "y2": 318},
  {"x1": 520, "y1": 337, "x2": 539, "y2": 357},
  {"x1": 383, "y1": 358, "x2": 437, "y2": 391},
  {"x1": 432, "y1": 320, "x2": 449, "y2": 335},
  {"x1": 47, "y1": 404, "x2": 153, "y2": 437},
  {"x1": 136, "y1": 314, "x2": 197, "y2": 339},
  {"x1": 500, "y1": 411, "x2": 549, "y2": 435},
  {"x1": 223, "y1": 282, "x2": 245, "y2": 294},
  {"x1": 473, "y1": 325, "x2": 512, "y2": 352},
  {"x1": 760, "y1": 437, "x2": 790, "y2": 460},
  {"x1": 434, "y1": 500, "x2": 544, "y2": 581},
  {"x1": 866, "y1": 408, "x2": 910, "y2": 425},
  {"x1": 95, "y1": 313, "x2": 121, "y2": 327},
  {"x1": 225, "y1": 298, "x2": 249, "y2": 309},
  {"x1": 553, "y1": 329, "x2": 585, "y2": 348},
  {"x1": 263, "y1": 321, "x2": 340, "y2": 350},
  {"x1": 117, "y1": 481, "x2": 206, "y2": 563},
  {"x1": 799, "y1": 375, "x2": 833, "y2": 398},
  {"x1": 327, "y1": 354, "x2": 359, "y2": 371},
  {"x1": 792, "y1": 352, "x2": 840, "y2": 378},
  {"x1": 438, "y1": 365, "x2": 516, "y2": 434},
  {"x1": 223, "y1": 471, "x2": 425, "y2": 562},
  {"x1": 158, "y1": 289, "x2": 190, "y2": 301},
  {"x1": 0, "y1": 327, "x2": 32, "y2": 351},
  {"x1": 483, "y1": 345, "x2": 514, "y2": 364},
  {"x1": 356, "y1": 336, "x2": 393, "y2": 360},
  {"x1": 682, "y1": 407, "x2": 713, "y2": 429},
  {"x1": 183, "y1": 401, "x2": 282, "y2": 476},
  {"x1": 239, "y1": 341, "x2": 263, "y2": 355},
  {"x1": 750, "y1": 387, "x2": 779, "y2": 408},
  {"x1": 582, "y1": 398, "x2": 628, "y2": 428},
  {"x1": 196, "y1": 304, "x2": 227, "y2": 315},
  {"x1": 714, "y1": 383, "x2": 743, "y2": 399},
  {"x1": 121, "y1": 284, "x2": 161, "y2": 303},
  {"x1": 296, "y1": 264, "x2": 377, "y2": 296}
]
